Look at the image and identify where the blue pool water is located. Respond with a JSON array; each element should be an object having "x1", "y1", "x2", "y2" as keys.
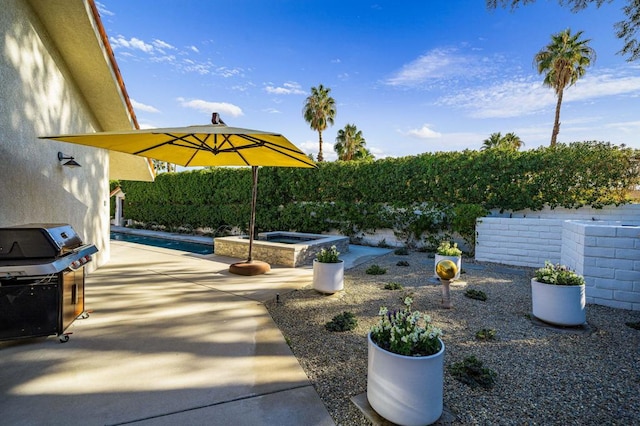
[{"x1": 110, "y1": 232, "x2": 213, "y2": 255}]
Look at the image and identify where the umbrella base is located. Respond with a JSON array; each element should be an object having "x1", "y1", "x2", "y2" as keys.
[{"x1": 229, "y1": 260, "x2": 271, "y2": 276}]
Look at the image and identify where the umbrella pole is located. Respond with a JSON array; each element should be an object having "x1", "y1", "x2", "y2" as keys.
[
  {"x1": 248, "y1": 166, "x2": 258, "y2": 262},
  {"x1": 229, "y1": 166, "x2": 270, "y2": 276}
]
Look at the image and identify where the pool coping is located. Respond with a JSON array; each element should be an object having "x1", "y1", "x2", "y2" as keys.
[
  {"x1": 110, "y1": 226, "x2": 391, "y2": 270},
  {"x1": 110, "y1": 226, "x2": 214, "y2": 245}
]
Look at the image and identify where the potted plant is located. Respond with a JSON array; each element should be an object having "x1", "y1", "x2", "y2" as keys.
[
  {"x1": 531, "y1": 261, "x2": 586, "y2": 326},
  {"x1": 312, "y1": 245, "x2": 344, "y2": 294},
  {"x1": 434, "y1": 240, "x2": 462, "y2": 281},
  {"x1": 367, "y1": 296, "x2": 444, "y2": 426}
]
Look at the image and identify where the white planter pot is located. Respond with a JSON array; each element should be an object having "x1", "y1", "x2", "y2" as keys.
[
  {"x1": 312, "y1": 260, "x2": 344, "y2": 294},
  {"x1": 531, "y1": 278, "x2": 586, "y2": 326},
  {"x1": 367, "y1": 333, "x2": 444, "y2": 426},
  {"x1": 434, "y1": 254, "x2": 461, "y2": 280}
]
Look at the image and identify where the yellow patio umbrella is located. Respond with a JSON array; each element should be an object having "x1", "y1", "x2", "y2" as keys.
[{"x1": 41, "y1": 114, "x2": 316, "y2": 275}]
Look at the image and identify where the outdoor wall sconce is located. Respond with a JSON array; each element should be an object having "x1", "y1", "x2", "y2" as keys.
[{"x1": 58, "y1": 152, "x2": 81, "y2": 168}]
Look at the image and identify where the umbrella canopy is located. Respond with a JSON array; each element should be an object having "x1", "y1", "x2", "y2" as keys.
[
  {"x1": 41, "y1": 116, "x2": 316, "y2": 275},
  {"x1": 42, "y1": 124, "x2": 316, "y2": 168}
]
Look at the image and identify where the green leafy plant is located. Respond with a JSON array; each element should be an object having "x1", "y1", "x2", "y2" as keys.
[
  {"x1": 449, "y1": 356, "x2": 497, "y2": 389},
  {"x1": 625, "y1": 321, "x2": 640, "y2": 330},
  {"x1": 396, "y1": 260, "x2": 410, "y2": 267},
  {"x1": 437, "y1": 240, "x2": 462, "y2": 256},
  {"x1": 370, "y1": 296, "x2": 442, "y2": 357},
  {"x1": 465, "y1": 289, "x2": 487, "y2": 301},
  {"x1": 366, "y1": 264, "x2": 387, "y2": 275},
  {"x1": 325, "y1": 311, "x2": 357, "y2": 332},
  {"x1": 119, "y1": 143, "x2": 640, "y2": 235},
  {"x1": 384, "y1": 282, "x2": 404, "y2": 290},
  {"x1": 535, "y1": 261, "x2": 585, "y2": 285},
  {"x1": 394, "y1": 247, "x2": 409, "y2": 255},
  {"x1": 475, "y1": 328, "x2": 497, "y2": 340},
  {"x1": 452, "y1": 204, "x2": 488, "y2": 255},
  {"x1": 377, "y1": 239, "x2": 390, "y2": 248},
  {"x1": 316, "y1": 245, "x2": 341, "y2": 263}
]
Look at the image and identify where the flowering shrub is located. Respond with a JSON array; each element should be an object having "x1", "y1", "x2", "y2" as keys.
[
  {"x1": 370, "y1": 296, "x2": 442, "y2": 357},
  {"x1": 535, "y1": 261, "x2": 585, "y2": 286},
  {"x1": 316, "y1": 245, "x2": 340, "y2": 263},
  {"x1": 437, "y1": 241, "x2": 462, "y2": 256}
]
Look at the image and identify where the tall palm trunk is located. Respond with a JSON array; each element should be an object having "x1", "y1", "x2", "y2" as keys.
[
  {"x1": 551, "y1": 88, "x2": 564, "y2": 147},
  {"x1": 317, "y1": 131, "x2": 324, "y2": 162}
]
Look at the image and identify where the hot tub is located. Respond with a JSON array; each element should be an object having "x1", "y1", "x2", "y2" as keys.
[{"x1": 214, "y1": 231, "x2": 349, "y2": 267}]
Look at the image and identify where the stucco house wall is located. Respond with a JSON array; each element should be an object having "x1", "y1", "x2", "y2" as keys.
[{"x1": 0, "y1": 0, "x2": 153, "y2": 271}]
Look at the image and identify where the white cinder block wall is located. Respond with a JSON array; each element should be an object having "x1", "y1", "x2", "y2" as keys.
[
  {"x1": 488, "y1": 204, "x2": 640, "y2": 223},
  {"x1": 563, "y1": 221, "x2": 640, "y2": 311},
  {"x1": 475, "y1": 204, "x2": 640, "y2": 311},
  {"x1": 475, "y1": 218, "x2": 563, "y2": 267}
]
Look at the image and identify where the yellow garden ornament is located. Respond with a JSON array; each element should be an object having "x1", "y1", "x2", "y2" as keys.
[
  {"x1": 436, "y1": 259, "x2": 458, "y2": 309},
  {"x1": 436, "y1": 259, "x2": 458, "y2": 281}
]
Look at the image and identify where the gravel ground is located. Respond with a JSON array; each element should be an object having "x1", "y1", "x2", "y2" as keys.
[{"x1": 265, "y1": 250, "x2": 640, "y2": 425}]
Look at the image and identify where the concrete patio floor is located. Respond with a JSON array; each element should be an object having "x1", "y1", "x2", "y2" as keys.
[{"x1": 0, "y1": 239, "x2": 391, "y2": 425}]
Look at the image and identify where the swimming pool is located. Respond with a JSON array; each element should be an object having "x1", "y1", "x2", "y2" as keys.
[{"x1": 110, "y1": 232, "x2": 214, "y2": 255}]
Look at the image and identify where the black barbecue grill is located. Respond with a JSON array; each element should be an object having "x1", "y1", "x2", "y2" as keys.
[{"x1": 0, "y1": 223, "x2": 98, "y2": 342}]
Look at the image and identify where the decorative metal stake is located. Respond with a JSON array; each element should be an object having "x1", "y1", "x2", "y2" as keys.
[
  {"x1": 435, "y1": 259, "x2": 458, "y2": 309},
  {"x1": 441, "y1": 279, "x2": 452, "y2": 309}
]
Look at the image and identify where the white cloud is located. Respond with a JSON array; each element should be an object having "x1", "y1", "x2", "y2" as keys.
[
  {"x1": 110, "y1": 36, "x2": 175, "y2": 54},
  {"x1": 110, "y1": 34, "x2": 245, "y2": 78},
  {"x1": 604, "y1": 120, "x2": 640, "y2": 134},
  {"x1": 298, "y1": 139, "x2": 336, "y2": 160},
  {"x1": 110, "y1": 35, "x2": 154, "y2": 53},
  {"x1": 438, "y1": 78, "x2": 553, "y2": 118},
  {"x1": 405, "y1": 124, "x2": 442, "y2": 139},
  {"x1": 138, "y1": 122, "x2": 157, "y2": 130},
  {"x1": 150, "y1": 55, "x2": 177, "y2": 64},
  {"x1": 182, "y1": 61, "x2": 213, "y2": 75},
  {"x1": 231, "y1": 83, "x2": 255, "y2": 92},
  {"x1": 177, "y1": 97, "x2": 243, "y2": 117},
  {"x1": 437, "y1": 67, "x2": 640, "y2": 119},
  {"x1": 131, "y1": 99, "x2": 160, "y2": 113},
  {"x1": 95, "y1": 2, "x2": 114, "y2": 16},
  {"x1": 263, "y1": 108, "x2": 281, "y2": 114},
  {"x1": 387, "y1": 49, "x2": 454, "y2": 85},
  {"x1": 152, "y1": 39, "x2": 176, "y2": 51},
  {"x1": 216, "y1": 66, "x2": 243, "y2": 78},
  {"x1": 565, "y1": 72, "x2": 640, "y2": 102},
  {"x1": 368, "y1": 146, "x2": 388, "y2": 159},
  {"x1": 386, "y1": 48, "x2": 478, "y2": 87},
  {"x1": 385, "y1": 47, "x2": 511, "y2": 91},
  {"x1": 264, "y1": 82, "x2": 305, "y2": 95}
]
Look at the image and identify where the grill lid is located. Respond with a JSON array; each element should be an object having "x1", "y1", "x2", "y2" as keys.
[{"x1": 0, "y1": 223, "x2": 83, "y2": 259}]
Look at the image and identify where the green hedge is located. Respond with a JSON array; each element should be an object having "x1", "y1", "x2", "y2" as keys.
[{"x1": 114, "y1": 141, "x2": 640, "y2": 248}]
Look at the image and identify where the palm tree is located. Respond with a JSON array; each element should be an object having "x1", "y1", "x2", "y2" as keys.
[
  {"x1": 354, "y1": 147, "x2": 375, "y2": 161},
  {"x1": 152, "y1": 160, "x2": 176, "y2": 173},
  {"x1": 481, "y1": 132, "x2": 503, "y2": 150},
  {"x1": 502, "y1": 132, "x2": 525, "y2": 150},
  {"x1": 535, "y1": 29, "x2": 596, "y2": 146},
  {"x1": 481, "y1": 132, "x2": 525, "y2": 151},
  {"x1": 487, "y1": 0, "x2": 639, "y2": 62},
  {"x1": 303, "y1": 84, "x2": 336, "y2": 162},
  {"x1": 334, "y1": 123, "x2": 370, "y2": 161}
]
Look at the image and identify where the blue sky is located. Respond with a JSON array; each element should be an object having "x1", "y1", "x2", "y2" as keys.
[{"x1": 97, "y1": 1, "x2": 640, "y2": 161}]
